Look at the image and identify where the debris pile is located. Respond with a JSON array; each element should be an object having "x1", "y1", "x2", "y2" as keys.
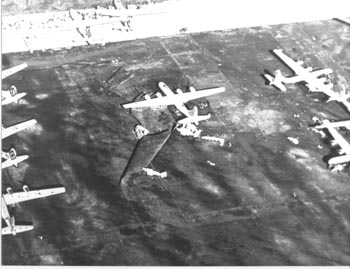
[
  {"x1": 142, "y1": 167, "x2": 167, "y2": 178},
  {"x1": 201, "y1": 135, "x2": 225, "y2": 146},
  {"x1": 207, "y1": 160, "x2": 216, "y2": 166},
  {"x1": 287, "y1": 137, "x2": 299, "y2": 145},
  {"x1": 176, "y1": 123, "x2": 202, "y2": 138},
  {"x1": 132, "y1": 124, "x2": 150, "y2": 139}
]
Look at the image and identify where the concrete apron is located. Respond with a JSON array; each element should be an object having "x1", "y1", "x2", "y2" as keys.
[{"x1": 2, "y1": 0, "x2": 350, "y2": 54}]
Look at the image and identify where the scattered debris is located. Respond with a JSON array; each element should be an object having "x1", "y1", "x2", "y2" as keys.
[
  {"x1": 228, "y1": 142, "x2": 232, "y2": 148},
  {"x1": 293, "y1": 113, "x2": 300, "y2": 118},
  {"x1": 251, "y1": 207, "x2": 258, "y2": 215},
  {"x1": 176, "y1": 123, "x2": 202, "y2": 138},
  {"x1": 287, "y1": 137, "x2": 299, "y2": 145},
  {"x1": 133, "y1": 124, "x2": 149, "y2": 139},
  {"x1": 311, "y1": 116, "x2": 321, "y2": 123},
  {"x1": 313, "y1": 184, "x2": 324, "y2": 193},
  {"x1": 317, "y1": 144, "x2": 323, "y2": 149},
  {"x1": 201, "y1": 135, "x2": 225, "y2": 146},
  {"x1": 207, "y1": 160, "x2": 216, "y2": 166},
  {"x1": 143, "y1": 167, "x2": 167, "y2": 178}
]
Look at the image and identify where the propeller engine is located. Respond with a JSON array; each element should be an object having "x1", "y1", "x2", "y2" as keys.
[
  {"x1": 144, "y1": 94, "x2": 151, "y2": 100},
  {"x1": 176, "y1": 89, "x2": 183, "y2": 94},
  {"x1": 189, "y1": 86, "x2": 196, "y2": 92},
  {"x1": 23, "y1": 185, "x2": 29, "y2": 192},
  {"x1": 305, "y1": 66, "x2": 313, "y2": 72}
]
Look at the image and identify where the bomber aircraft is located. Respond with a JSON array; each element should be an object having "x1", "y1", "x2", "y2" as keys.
[
  {"x1": 314, "y1": 119, "x2": 350, "y2": 172},
  {"x1": 122, "y1": 81, "x2": 225, "y2": 125},
  {"x1": 2, "y1": 185, "x2": 66, "y2": 235},
  {"x1": 264, "y1": 49, "x2": 333, "y2": 92}
]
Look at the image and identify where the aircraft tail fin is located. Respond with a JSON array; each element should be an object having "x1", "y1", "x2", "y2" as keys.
[
  {"x1": 9, "y1": 148, "x2": 17, "y2": 160},
  {"x1": 178, "y1": 113, "x2": 211, "y2": 126},
  {"x1": 9, "y1": 85, "x2": 18, "y2": 97},
  {"x1": 264, "y1": 70, "x2": 287, "y2": 92}
]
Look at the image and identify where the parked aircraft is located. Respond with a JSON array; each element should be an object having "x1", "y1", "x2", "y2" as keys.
[
  {"x1": 2, "y1": 185, "x2": 65, "y2": 235},
  {"x1": 315, "y1": 120, "x2": 350, "y2": 171},
  {"x1": 2, "y1": 148, "x2": 29, "y2": 169},
  {"x1": 2, "y1": 119, "x2": 37, "y2": 140},
  {"x1": 122, "y1": 82, "x2": 225, "y2": 124},
  {"x1": 2, "y1": 85, "x2": 27, "y2": 106},
  {"x1": 264, "y1": 49, "x2": 333, "y2": 92},
  {"x1": 2, "y1": 63, "x2": 28, "y2": 80},
  {"x1": 319, "y1": 89, "x2": 350, "y2": 113}
]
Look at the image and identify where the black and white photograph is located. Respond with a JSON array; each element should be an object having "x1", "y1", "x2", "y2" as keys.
[{"x1": 1, "y1": 0, "x2": 350, "y2": 266}]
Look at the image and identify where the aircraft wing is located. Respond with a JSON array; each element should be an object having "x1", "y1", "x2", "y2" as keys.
[
  {"x1": 273, "y1": 49, "x2": 307, "y2": 75},
  {"x1": 3, "y1": 186, "x2": 65, "y2": 206},
  {"x1": 2, "y1": 119, "x2": 37, "y2": 139},
  {"x1": 2, "y1": 225, "x2": 34, "y2": 235},
  {"x1": 179, "y1": 86, "x2": 226, "y2": 102},
  {"x1": 310, "y1": 68, "x2": 333, "y2": 77},
  {"x1": 284, "y1": 69, "x2": 333, "y2": 85},
  {"x1": 316, "y1": 120, "x2": 350, "y2": 130},
  {"x1": 305, "y1": 77, "x2": 334, "y2": 93},
  {"x1": 122, "y1": 87, "x2": 225, "y2": 109},
  {"x1": 2, "y1": 63, "x2": 28, "y2": 80},
  {"x1": 122, "y1": 96, "x2": 175, "y2": 109},
  {"x1": 327, "y1": 126, "x2": 350, "y2": 155}
]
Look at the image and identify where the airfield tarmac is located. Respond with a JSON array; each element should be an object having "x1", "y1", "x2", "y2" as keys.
[{"x1": 2, "y1": 19, "x2": 350, "y2": 265}]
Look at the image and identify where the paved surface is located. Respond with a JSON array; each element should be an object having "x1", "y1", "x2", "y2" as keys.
[
  {"x1": 1, "y1": 18, "x2": 350, "y2": 265},
  {"x1": 2, "y1": 0, "x2": 349, "y2": 53}
]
